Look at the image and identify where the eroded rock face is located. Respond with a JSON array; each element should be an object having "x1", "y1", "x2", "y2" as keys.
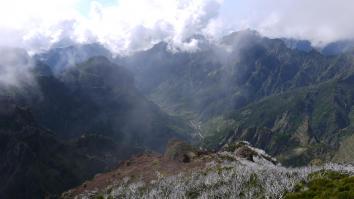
[
  {"x1": 235, "y1": 145, "x2": 258, "y2": 161},
  {"x1": 223, "y1": 141, "x2": 279, "y2": 165},
  {"x1": 0, "y1": 101, "x2": 105, "y2": 199},
  {"x1": 164, "y1": 139, "x2": 196, "y2": 163}
]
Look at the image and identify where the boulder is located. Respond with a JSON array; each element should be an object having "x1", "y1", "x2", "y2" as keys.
[{"x1": 164, "y1": 139, "x2": 196, "y2": 163}]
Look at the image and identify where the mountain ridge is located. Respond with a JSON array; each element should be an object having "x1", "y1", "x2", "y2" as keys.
[
  {"x1": 32, "y1": 31, "x2": 354, "y2": 166},
  {"x1": 0, "y1": 50, "x2": 192, "y2": 198}
]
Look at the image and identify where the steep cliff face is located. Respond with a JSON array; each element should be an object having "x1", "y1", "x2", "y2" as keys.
[
  {"x1": 54, "y1": 57, "x2": 190, "y2": 152},
  {"x1": 208, "y1": 77, "x2": 354, "y2": 166},
  {"x1": 0, "y1": 100, "x2": 106, "y2": 199},
  {"x1": 0, "y1": 51, "x2": 192, "y2": 198},
  {"x1": 16, "y1": 56, "x2": 191, "y2": 152}
]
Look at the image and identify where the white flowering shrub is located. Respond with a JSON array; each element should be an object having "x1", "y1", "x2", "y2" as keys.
[{"x1": 74, "y1": 148, "x2": 354, "y2": 199}]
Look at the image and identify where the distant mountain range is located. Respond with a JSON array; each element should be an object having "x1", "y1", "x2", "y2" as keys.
[
  {"x1": 34, "y1": 43, "x2": 113, "y2": 74},
  {"x1": 282, "y1": 38, "x2": 354, "y2": 55},
  {"x1": 2, "y1": 30, "x2": 354, "y2": 198},
  {"x1": 33, "y1": 30, "x2": 354, "y2": 167},
  {"x1": 321, "y1": 39, "x2": 354, "y2": 55},
  {"x1": 113, "y1": 30, "x2": 354, "y2": 166}
]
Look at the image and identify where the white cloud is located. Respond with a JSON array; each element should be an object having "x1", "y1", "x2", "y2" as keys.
[
  {"x1": 0, "y1": 48, "x2": 35, "y2": 89},
  {"x1": 0, "y1": 0, "x2": 223, "y2": 54},
  {"x1": 0, "y1": 0, "x2": 81, "y2": 51},
  {"x1": 1, "y1": 0, "x2": 354, "y2": 54},
  {"x1": 80, "y1": 0, "x2": 223, "y2": 53},
  {"x1": 220, "y1": 0, "x2": 354, "y2": 46}
]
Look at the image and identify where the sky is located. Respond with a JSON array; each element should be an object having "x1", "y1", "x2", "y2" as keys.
[
  {"x1": 77, "y1": 0, "x2": 118, "y2": 16},
  {"x1": 0, "y1": 0, "x2": 354, "y2": 54}
]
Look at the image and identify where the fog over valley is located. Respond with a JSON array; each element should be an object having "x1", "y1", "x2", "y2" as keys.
[{"x1": 1, "y1": 1, "x2": 354, "y2": 199}]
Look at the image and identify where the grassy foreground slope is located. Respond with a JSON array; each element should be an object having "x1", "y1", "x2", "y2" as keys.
[{"x1": 285, "y1": 170, "x2": 354, "y2": 199}]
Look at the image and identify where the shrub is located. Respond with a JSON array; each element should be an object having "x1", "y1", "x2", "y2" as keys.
[{"x1": 285, "y1": 171, "x2": 354, "y2": 199}]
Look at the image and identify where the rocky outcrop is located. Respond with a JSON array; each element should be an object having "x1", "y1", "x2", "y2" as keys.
[
  {"x1": 164, "y1": 139, "x2": 196, "y2": 163},
  {"x1": 222, "y1": 141, "x2": 279, "y2": 165}
]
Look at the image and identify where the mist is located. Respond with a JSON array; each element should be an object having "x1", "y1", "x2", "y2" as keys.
[
  {"x1": 0, "y1": 0, "x2": 353, "y2": 56},
  {"x1": 0, "y1": 48, "x2": 36, "y2": 91},
  {"x1": 221, "y1": 0, "x2": 354, "y2": 46},
  {"x1": 1, "y1": 0, "x2": 354, "y2": 99}
]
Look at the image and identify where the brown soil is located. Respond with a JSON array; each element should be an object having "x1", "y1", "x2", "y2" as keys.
[{"x1": 63, "y1": 151, "x2": 211, "y2": 198}]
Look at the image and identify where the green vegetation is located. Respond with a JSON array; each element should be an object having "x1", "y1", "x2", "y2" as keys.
[
  {"x1": 124, "y1": 31, "x2": 354, "y2": 166},
  {"x1": 334, "y1": 134, "x2": 354, "y2": 164},
  {"x1": 285, "y1": 171, "x2": 354, "y2": 199},
  {"x1": 202, "y1": 117, "x2": 237, "y2": 149},
  {"x1": 207, "y1": 80, "x2": 354, "y2": 166},
  {"x1": 95, "y1": 195, "x2": 105, "y2": 199},
  {"x1": 223, "y1": 141, "x2": 248, "y2": 152}
]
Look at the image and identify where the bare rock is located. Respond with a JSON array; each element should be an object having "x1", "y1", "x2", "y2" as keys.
[{"x1": 164, "y1": 139, "x2": 196, "y2": 163}]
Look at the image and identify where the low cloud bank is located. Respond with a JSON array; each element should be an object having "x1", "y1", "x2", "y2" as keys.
[{"x1": 1, "y1": 0, "x2": 354, "y2": 54}]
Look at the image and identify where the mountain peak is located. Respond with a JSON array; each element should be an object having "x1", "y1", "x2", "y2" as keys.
[{"x1": 221, "y1": 29, "x2": 261, "y2": 44}]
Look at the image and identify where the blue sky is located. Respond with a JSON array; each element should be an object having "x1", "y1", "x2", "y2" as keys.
[
  {"x1": 73, "y1": 0, "x2": 267, "y2": 32},
  {"x1": 77, "y1": 0, "x2": 118, "y2": 16},
  {"x1": 76, "y1": 0, "x2": 244, "y2": 18},
  {"x1": 78, "y1": 0, "x2": 239, "y2": 18}
]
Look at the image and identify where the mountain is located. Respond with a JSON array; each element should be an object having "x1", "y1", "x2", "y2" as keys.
[
  {"x1": 0, "y1": 49, "x2": 192, "y2": 198},
  {"x1": 281, "y1": 38, "x2": 354, "y2": 56},
  {"x1": 62, "y1": 140, "x2": 354, "y2": 199},
  {"x1": 34, "y1": 43, "x2": 113, "y2": 74},
  {"x1": 321, "y1": 40, "x2": 354, "y2": 55},
  {"x1": 32, "y1": 31, "x2": 354, "y2": 166},
  {"x1": 24, "y1": 30, "x2": 354, "y2": 195},
  {"x1": 216, "y1": 78, "x2": 354, "y2": 165},
  {"x1": 115, "y1": 30, "x2": 354, "y2": 165},
  {"x1": 30, "y1": 56, "x2": 190, "y2": 151},
  {"x1": 0, "y1": 99, "x2": 105, "y2": 199},
  {"x1": 282, "y1": 38, "x2": 313, "y2": 52}
]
